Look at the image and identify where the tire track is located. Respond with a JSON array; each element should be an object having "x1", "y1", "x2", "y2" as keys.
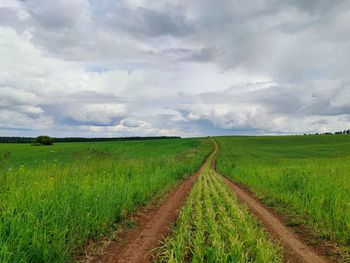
[
  {"x1": 211, "y1": 139, "x2": 329, "y2": 263},
  {"x1": 93, "y1": 139, "x2": 329, "y2": 263},
  {"x1": 91, "y1": 150, "x2": 213, "y2": 263}
]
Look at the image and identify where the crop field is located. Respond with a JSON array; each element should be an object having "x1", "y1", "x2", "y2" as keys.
[
  {"x1": 1, "y1": 135, "x2": 349, "y2": 263},
  {"x1": 0, "y1": 138, "x2": 212, "y2": 263},
  {"x1": 216, "y1": 135, "x2": 350, "y2": 246},
  {"x1": 157, "y1": 151, "x2": 282, "y2": 262}
]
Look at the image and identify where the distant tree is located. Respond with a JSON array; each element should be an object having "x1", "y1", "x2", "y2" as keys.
[
  {"x1": 32, "y1": 136, "x2": 54, "y2": 146},
  {"x1": 0, "y1": 136, "x2": 181, "y2": 144}
]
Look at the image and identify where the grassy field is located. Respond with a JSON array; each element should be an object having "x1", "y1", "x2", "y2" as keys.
[
  {"x1": 216, "y1": 135, "x2": 350, "y2": 246},
  {"x1": 0, "y1": 138, "x2": 212, "y2": 263},
  {"x1": 2, "y1": 135, "x2": 349, "y2": 262},
  {"x1": 157, "y1": 151, "x2": 282, "y2": 262},
  {"x1": 0, "y1": 139, "x2": 207, "y2": 168}
]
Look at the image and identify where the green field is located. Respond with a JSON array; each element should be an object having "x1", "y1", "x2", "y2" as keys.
[
  {"x1": 0, "y1": 139, "x2": 208, "y2": 168},
  {"x1": 0, "y1": 138, "x2": 212, "y2": 263},
  {"x1": 1, "y1": 135, "x2": 349, "y2": 262},
  {"x1": 157, "y1": 150, "x2": 282, "y2": 262},
  {"x1": 216, "y1": 135, "x2": 350, "y2": 246}
]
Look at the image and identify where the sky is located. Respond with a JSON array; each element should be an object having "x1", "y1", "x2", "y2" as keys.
[{"x1": 0, "y1": 0, "x2": 350, "y2": 137}]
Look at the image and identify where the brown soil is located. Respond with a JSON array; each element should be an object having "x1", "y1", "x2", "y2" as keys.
[
  {"x1": 89, "y1": 155, "x2": 209, "y2": 263},
  {"x1": 220, "y1": 175, "x2": 330, "y2": 263},
  {"x1": 212, "y1": 139, "x2": 330, "y2": 263},
  {"x1": 222, "y1": 180, "x2": 349, "y2": 263},
  {"x1": 86, "y1": 139, "x2": 339, "y2": 263}
]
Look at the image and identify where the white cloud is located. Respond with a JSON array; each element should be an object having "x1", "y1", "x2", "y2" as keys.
[
  {"x1": 0, "y1": 1, "x2": 350, "y2": 137},
  {"x1": 0, "y1": 109, "x2": 53, "y2": 130},
  {"x1": 61, "y1": 103, "x2": 126, "y2": 126}
]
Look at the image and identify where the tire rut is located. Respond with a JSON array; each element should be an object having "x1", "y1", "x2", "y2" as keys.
[
  {"x1": 212, "y1": 139, "x2": 329, "y2": 263},
  {"x1": 91, "y1": 151, "x2": 212, "y2": 263},
  {"x1": 93, "y1": 139, "x2": 330, "y2": 263}
]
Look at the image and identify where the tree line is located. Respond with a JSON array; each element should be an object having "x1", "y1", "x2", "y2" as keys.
[
  {"x1": 0, "y1": 136, "x2": 181, "y2": 144},
  {"x1": 334, "y1": 130, "x2": 350, "y2": 135},
  {"x1": 304, "y1": 130, "x2": 350, "y2": 136}
]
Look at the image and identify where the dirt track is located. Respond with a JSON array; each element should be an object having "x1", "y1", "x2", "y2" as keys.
[
  {"x1": 93, "y1": 139, "x2": 330, "y2": 263},
  {"x1": 212, "y1": 139, "x2": 329, "y2": 263},
  {"x1": 91, "y1": 154, "x2": 209, "y2": 263}
]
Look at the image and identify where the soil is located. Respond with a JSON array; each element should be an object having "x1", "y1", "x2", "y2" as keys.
[
  {"x1": 220, "y1": 175, "x2": 329, "y2": 263},
  {"x1": 88, "y1": 139, "x2": 340, "y2": 263},
  {"x1": 222, "y1": 180, "x2": 349, "y2": 263},
  {"x1": 89, "y1": 154, "x2": 209, "y2": 263},
  {"x1": 212, "y1": 139, "x2": 331, "y2": 263}
]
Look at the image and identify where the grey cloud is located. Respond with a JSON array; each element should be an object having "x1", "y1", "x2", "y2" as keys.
[
  {"x1": 121, "y1": 119, "x2": 144, "y2": 128},
  {"x1": 175, "y1": 80, "x2": 350, "y2": 134},
  {"x1": 285, "y1": 0, "x2": 346, "y2": 14},
  {"x1": 39, "y1": 91, "x2": 128, "y2": 126},
  {"x1": 0, "y1": 8, "x2": 22, "y2": 28},
  {"x1": 24, "y1": 0, "x2": 90, "y2": 30},
  {"x1": 186, "y1": 47, "x2": 221, "y2": 62},
  {"x1": 0, "y1": 109, "x2": 53, "y2": 131},
  {"x1": 92, "y1": 1, "x2": 194, "y2": 37},
  {"x1": 11, "y1": 1, "x2": 195, "y2": 62},
  {"x1": 129, "y1": 7, "x2": 194, "y2": 37},
  {"x1": 1, "y1": 0, "x2": 350, "y2": 137},
  {"x1": 42, "y1": 90, "x2": 127, "y2": 104},
  {"x1": 310, "y1": 119, "x2": 329, "y2": 125},
  {"x1": 0, "y1": 87, "x2": 36, "y2": 108}
]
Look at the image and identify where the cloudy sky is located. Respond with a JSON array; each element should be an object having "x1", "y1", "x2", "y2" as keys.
[{"x1": 1, "y1": 0, "x2": 350, "y2": 137}]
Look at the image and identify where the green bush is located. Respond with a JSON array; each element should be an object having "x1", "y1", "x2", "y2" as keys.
[{"x1": 32, "y1": 136, "x2": 54, "y2": 146}]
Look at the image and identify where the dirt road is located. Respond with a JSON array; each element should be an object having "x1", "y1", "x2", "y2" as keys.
[
  {"x1": 212, "y1": 139, "x2": 329, "y2": 263},
  {"x1": 91, "y1": 153, "x2": 210, "y2": 263},
  {"x1": 94, "y1": 139, "x2": 329, "y2": 263}
]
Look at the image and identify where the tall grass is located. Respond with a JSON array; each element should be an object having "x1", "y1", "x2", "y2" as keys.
[
  {"x1": 216, "y1": 135, "x2": 350, "y2": 245},
  {"x1": 156, "y1": 150, "x2": 282, "y2": 262},
  {"x1": 0, "y1": 138, "x2": 212, "y2": 263}
]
